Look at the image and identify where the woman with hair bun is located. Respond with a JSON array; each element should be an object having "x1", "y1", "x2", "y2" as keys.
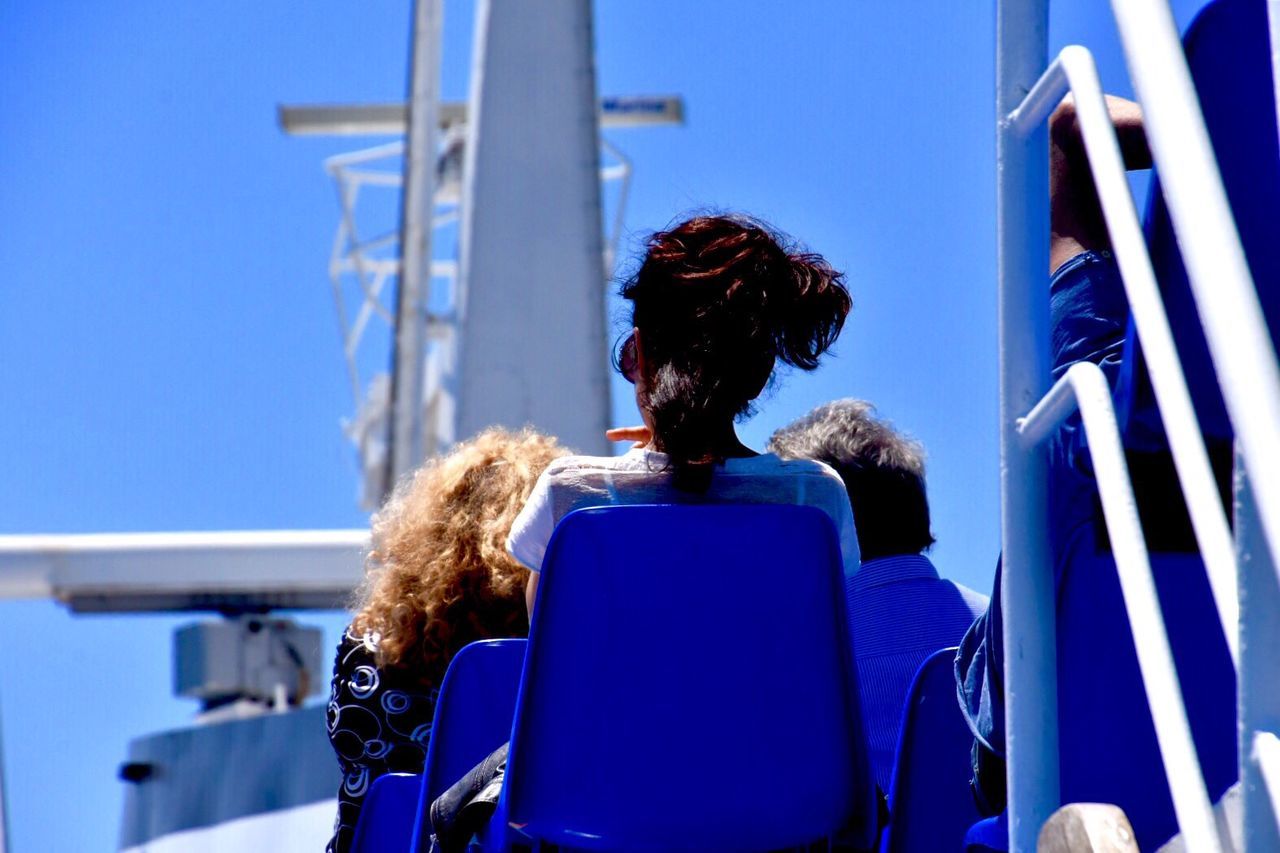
[
  {"x1": 507, "y1": 214, "x2": 860, "y2": 611},
  {"x1": 422, "y1": 216, "x2": 860, "y2": 850},
  {"x1": 326, "y1": 427, "x2": 567, "y2": 853}
]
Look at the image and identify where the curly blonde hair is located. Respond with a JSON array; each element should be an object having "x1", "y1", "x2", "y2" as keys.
[{"x1": 351, "y1": 427, "x2": 567, "y2": 687}]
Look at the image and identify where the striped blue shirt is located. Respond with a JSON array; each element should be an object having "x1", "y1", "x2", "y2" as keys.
[{"x1": 845, "y1": 554, "x2": 986, "y2": 791}]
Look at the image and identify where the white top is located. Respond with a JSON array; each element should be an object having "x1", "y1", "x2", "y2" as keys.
[{"x1": 507, "y1": 448, "x2": 861, "y2": 577}]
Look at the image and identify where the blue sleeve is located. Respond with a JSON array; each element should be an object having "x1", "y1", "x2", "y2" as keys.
[
  {"x1": 1047, "y1": 251, "x2": 1129, "y2": 477},
  {"x1": 956, "y1": 558, "x2": 1005, "y2": 758}
]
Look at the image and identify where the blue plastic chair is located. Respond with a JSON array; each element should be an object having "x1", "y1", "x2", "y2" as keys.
[
  {"x1": 411, "y1": 639, "x2": 527, "y2": 851},
  {"x1": 484, "y1": 504, "x2": 877, "y2": 852},
  {"x1": 1055, "y1": 547, "x2": 1235, "y2": 851},
  {"x1": 879, "y1": 647, "x2": 979, "y2": 853},
  {"x1": 964, "y1": 5, "x2": 1268, "y2": 847},
  {"x1": 351, "y1": 772, "x2": 423, "y2": 853},
  {"x1": 1127, "y1": 0, "x2": 1279, "y2": 447},
  {"x1": 963, "y1": 814, "x2": 1008, "y2": 853}
]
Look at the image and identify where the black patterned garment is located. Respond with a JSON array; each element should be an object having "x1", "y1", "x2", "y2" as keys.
[{"x1": 326, "y1": 628, "x2": 439, "y2": 853}]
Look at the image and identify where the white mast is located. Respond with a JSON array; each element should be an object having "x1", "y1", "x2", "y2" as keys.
[
  {"x1": 387, "y1": 0, "x2": 444, "y2": 487},
  {"x1": 455, "y1": 0, "x2": 611, "y2": 455}
]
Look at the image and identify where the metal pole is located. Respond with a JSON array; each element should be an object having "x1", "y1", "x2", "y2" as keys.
[
  {"x1": 387, "y1": 0, "x2": 443, "y2": 493},
  {"x1": 1270, "y1": 0, "x2": 1280, "y2": 147},
  {"x1": 453, "y1": 0, "x2": 612, "y2": 456},
  {"x1": 0, "y1": 693, "x2": 8, "y2": 853},
  {"x1": 1020, "y1": 364, "x2": 1222, "y2": 853},
  {"x1": 996, "y1": 1, "x2": 1058, "y2": 850},
  {"x1": 1238, "y1": 453, "x2": 1280, "y2": 851}
]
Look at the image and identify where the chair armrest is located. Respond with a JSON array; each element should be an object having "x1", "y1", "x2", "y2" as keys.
[{"x1": 413, "y1": 639, "x2": 528, "y2": 852}]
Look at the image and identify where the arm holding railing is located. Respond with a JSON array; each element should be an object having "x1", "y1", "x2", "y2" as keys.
[
  {"x1": 1048, "y1": 95, "x2": 1151, "y2": 273},
  {"x1": 955, "y1": 93, "x2": 1157, "y2": 817}
]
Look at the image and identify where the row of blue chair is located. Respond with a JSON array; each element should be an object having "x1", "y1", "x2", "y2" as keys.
[
  {"x1": 352, "y1": 645, "x2": 984, "y2": 852},
  {"x1": 351, "y1": 504, "x2": 982, "y2": 852}
]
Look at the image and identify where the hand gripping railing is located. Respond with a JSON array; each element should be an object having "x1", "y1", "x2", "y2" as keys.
[{"x1": 1017, "y1": 363, "x2": 1224, "y2": 853}]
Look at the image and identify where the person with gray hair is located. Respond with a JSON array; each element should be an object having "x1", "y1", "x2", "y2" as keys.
[{"x1": 768, "y1": 399, "x2": 986, "y2": 790}]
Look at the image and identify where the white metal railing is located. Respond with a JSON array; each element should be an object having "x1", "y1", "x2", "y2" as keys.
[
  {"x1": 1238, "y1": 459, "x2": 1280, "y2": 851},
  {"x1": 1272, "y1": 0, "x2": 1280, "y2": 134},
  {"x1": 1256, "y1": 732, "x2": 1280, "y2": 829},
  {"x1": 322, "y1": 141, "x2": 459, "y2": 509},
  {"x1": 997, "y1": 0, "x2": 1280, "y2": 850},
  {"x1": 1017, "y1": 363, "x2": 1222, "y2": 852},
  {"x1": 1007, "y1": 48, "x2": 1239, "y2": 664},
  {"x1": 318, "y1": 133, "x2": 633, "y2": 509},
  {"x1": 1110, "y1": 0, "x2": 1280, "y2": 582}
]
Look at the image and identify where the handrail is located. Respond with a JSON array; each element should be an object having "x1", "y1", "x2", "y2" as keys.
[
  {"x1": 1006, "y1": 47, "x2": 1239, "y2": 666},
  {"x1": 997, "y1": 1, "x2": 1280, "y2": 849},
  {"x1": 1240, "y1": 458, "x2": 1280, "y2": 850},
  {"x1": 1271, "y1": 0, "x2": 1280, "y2": 141},
  {"x1": 1110, "y1": 0, "x2": 1280, "y2": 581},
  {"x1": 1255, "y1": 731, "x2": 1280, "y2": 836},
  {"x1": 1017, "y1": 363, "x2": 1224, "y2": 853}
]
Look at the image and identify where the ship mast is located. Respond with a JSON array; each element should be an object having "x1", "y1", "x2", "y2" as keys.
[{"x1": 387, "y1": 0, "x2": 443, "y2": 490}]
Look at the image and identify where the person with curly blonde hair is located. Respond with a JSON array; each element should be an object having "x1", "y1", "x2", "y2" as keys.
[{"x1": 325, "y1": 427, "x2": 567, "y2": 853}]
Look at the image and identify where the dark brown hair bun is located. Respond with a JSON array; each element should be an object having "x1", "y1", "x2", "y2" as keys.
[{"x1": 619, "y1": 214, "x2": 852, "y2": 490}]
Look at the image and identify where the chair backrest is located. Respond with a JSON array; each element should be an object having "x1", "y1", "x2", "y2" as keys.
[
  {"x1": 880, "y1": 647, "x2": 980, "y2": 853},
  {"x1": 502, "y1": 504, "x2": 875, "y2": 851},
  {"x1": 1128, "y1": 0, "x2": 1279, "y2": 446},
  {"x1": 1056, "y1": 549, "x2": 1236, "y2": 851},
  {"x1": 963, "y1": 813, "x2": 1009, "y2": 853},
  {"x1": 412, "y1": 638, "x2": 527, "y2": 850},
  {"x1": 350, "y1": 772, "x2": 421, "y2": 853},
  {"x1": 1050, "y1": 0, "x2": 1266, "y2": 846}
]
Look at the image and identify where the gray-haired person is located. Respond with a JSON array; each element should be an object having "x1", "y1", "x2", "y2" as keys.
[{"x1": 768, "y1": 399, "x2": 986, "y2": 790}]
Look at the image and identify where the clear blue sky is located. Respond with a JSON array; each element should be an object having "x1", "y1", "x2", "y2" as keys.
[{"x1": 0, "y1": 1, "x2": 1204, "y2": 850}]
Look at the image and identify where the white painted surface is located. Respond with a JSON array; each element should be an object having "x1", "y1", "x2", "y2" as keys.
[
  {"x1": 120, "y1": 799, "x2": 337, "y2": 853},
  {"x1": 1113, "y1": 0, "x2": 1280, "y2": 581},
  {"x1": 456, "y1": 0, "x2": 611, "y2": 455},
  {"x1": 0, "y1": 529, "x2": 367, "y2": 602},
  {"x1": 278, "y1": 95, "x2": 683, "y2": 136},
  {"x1": 994, "y1": 2, "x2": 1059, "y2": 848}
]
